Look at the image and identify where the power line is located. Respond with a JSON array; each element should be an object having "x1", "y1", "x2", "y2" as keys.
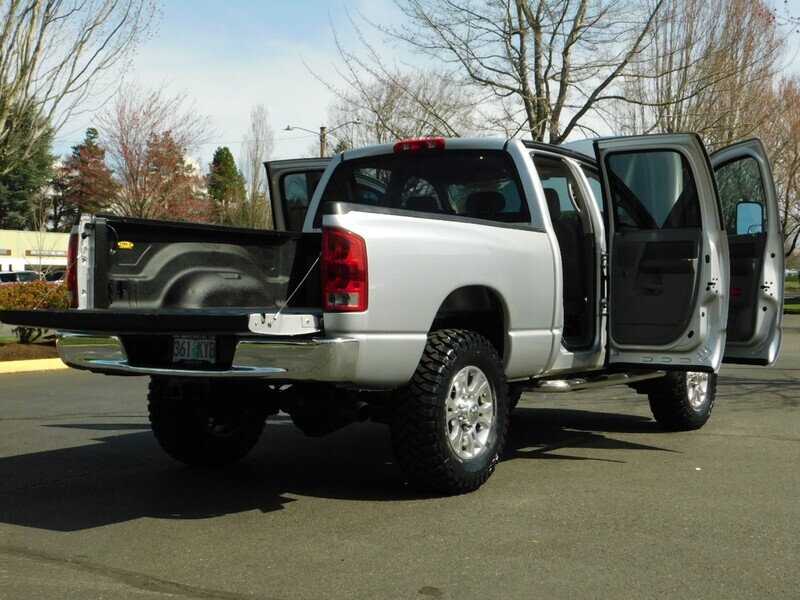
[{"x1": 52, "y1": 133, "x2": 319, "y2": 146}]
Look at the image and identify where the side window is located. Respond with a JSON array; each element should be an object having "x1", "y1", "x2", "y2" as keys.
[
  {"x1": 580, "y1": 166, "x2": 604, "y2": 213},
  {"x1": 605, "y1": 151, "x2": 701, "y2": 231},
  {"x1": 715, "y1": 156, "x2": 767, "y2": 234},
  {"x1": 532, "y1": 155, "x2": 589, "y2": 228},
  {"x1": 354, "y1": 169, "x2": 390, "y2": 204},
  {"x1": 281, "y1": 171, "x2": 322, "y2": 232},
  {"x1": 355, "y1": 180, "x2": 385, "y2": 204}
]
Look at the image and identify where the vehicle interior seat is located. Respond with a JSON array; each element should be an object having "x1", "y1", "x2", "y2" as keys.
[
  {"x1": 465, "y1": 191, "x2": 505, "y2": 220},
  {"x1": 544, "y1": 188, "x2": 588, "y2": 344},
  {"x1": 404, "y1": 195, "x2": 442, "y2": 213}
]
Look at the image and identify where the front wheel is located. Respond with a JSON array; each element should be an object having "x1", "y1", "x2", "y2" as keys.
[
  {"x1": 646, "y1": 371, "x2": 717, "y2": 431},
  {"x1": 390, "y1": 329, "x2": 509, "y2": 495},
  {"x1": 148, "y1": 377, "x2": 270, "y2": 466}
]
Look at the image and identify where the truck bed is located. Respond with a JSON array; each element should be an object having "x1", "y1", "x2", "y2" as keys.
[{"x1": 87, "y1": 215, "x2": 321, "y2": 312}]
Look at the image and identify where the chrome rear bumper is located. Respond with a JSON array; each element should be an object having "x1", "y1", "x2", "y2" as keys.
[{"x1": 57, "y1": 333, "x2": 359, "y2": 381}]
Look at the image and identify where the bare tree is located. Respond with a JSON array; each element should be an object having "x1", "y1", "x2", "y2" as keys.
[
  {"x1": 604, "y1": 0, "x2": 796, "y2": 254},
  {"x1": 613, "y1": 0, "x2": 786, "y2": 148},
  {"x1": 360, "y1": 0, "x2": 665, "y2": 143},
  {"x1": 97, "y1": 83, "x2": 214, "y2": 221},
  {"x1": 325, "y1": 67, "x2": 484, "y2": 149},
  {"x1": 236, "y1": 104, "x2": 275, "y2": 228},
  {"x1": 759, "y1": 75, "x2": 800, "y2": 257},
  {"x1": 0, "y1": 0, "x2": 158, "y2": 177},
  {"x1": 241, "y1": 104, "x2": 275, "y2": 200},
  {"x1": 315, "y1": 17, "x2": 484, "y2": 148}
]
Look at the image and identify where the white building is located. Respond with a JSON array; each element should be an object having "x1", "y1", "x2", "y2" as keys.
[{"x1": 0, "y1": 229, "x2": 69, "y2": 273}]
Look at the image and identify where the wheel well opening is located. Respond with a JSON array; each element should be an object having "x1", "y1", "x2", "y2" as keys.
[{"x1": 430, "y1": 286, "x2": 506, "y2": 357}]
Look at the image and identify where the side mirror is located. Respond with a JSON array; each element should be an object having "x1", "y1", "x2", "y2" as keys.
[{"x1": 735, "y1": 201, "x2": 764, "y2": 235}]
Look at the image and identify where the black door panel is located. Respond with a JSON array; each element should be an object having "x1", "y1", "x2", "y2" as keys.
[
  {"x1": 726, "y1": 234, "x2": 767, "y2": 343},
  {"x1": 610, "y1": 230, "x2": 700, "y2": 345}
]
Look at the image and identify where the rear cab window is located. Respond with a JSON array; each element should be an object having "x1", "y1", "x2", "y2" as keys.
[{"x1": 315, "y1": 150, "x2": 531, "y2": 227}]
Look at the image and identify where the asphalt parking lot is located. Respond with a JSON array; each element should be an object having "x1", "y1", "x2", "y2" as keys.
[{"x1": 1, "y1": 317, "x2": 798, "y2": 599}]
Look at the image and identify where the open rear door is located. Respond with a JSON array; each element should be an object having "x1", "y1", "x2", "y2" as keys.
[
  {"x1": 595, "y1": 134, "x2": 729, "y2": 372},
  {"x1": 265, "y1": 158, "x2": 330, "y2": 232},
  {"x1": 712, "y1": 139, "x2": 783, "y2": 365}
]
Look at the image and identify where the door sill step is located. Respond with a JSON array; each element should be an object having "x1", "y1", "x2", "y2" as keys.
[{"x1": 533, "y1": 371, "x2": 666, "y2": 393}]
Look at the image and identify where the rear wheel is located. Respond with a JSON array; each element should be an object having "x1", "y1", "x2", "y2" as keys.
[
  {"x1": 148, "y1": 377, "x2": 270, "y2": 466},
  {"x1": 390, "y1": 329, "x2": 509, "y2": 495},
  {"x1": 645, "y1": 371, "x2": 716, "y2": 431}
]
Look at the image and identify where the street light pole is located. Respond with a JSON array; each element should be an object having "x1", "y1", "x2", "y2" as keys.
[
  {"x1": 284, "y1": 120, "x2": 360, "y2": 157},
  {"x1": 319, "y1": 126, "x2": 327, "y2": 158}
]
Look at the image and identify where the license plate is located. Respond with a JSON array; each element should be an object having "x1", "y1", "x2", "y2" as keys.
[{"x1": 173, "y1": 336, "x2": 216, "y2": 364}]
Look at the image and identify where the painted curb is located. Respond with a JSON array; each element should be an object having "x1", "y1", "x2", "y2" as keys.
[{"x1": 0, "y1": 358, "x2": 68, "y2": 375}]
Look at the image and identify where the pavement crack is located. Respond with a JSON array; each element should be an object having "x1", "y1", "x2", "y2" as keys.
[
  {"x1": 0, "y1": 544, "x2": 274, "y2": 599},
  {"x1": 0, "y1": 469, "x2": 106, "y2": 495}
]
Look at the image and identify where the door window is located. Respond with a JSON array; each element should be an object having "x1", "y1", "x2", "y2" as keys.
[
  {"x1": 606, "y1": 151, "x2": 701, "y2": 231},
  {"x1": 715, "y1": 156, "x2": 767, "y2": 233},
  {"x1": 580, "y1": 167, "x2": 604, "y2": 213},
  {"x1": 281, "y1": 171, "x2": 323, "y2": 232}
]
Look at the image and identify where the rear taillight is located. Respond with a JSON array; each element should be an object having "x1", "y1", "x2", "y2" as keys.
[
  {"x1": 322, "y1": 228, "x2": 368, "y2": 312},
  {"x1": 67, "y1": 231, "x2": 79, "y2": 308}
]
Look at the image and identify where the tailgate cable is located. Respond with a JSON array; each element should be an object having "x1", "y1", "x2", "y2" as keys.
[{"x1": 273, "y1": 254, "x2": 321, "y2": 320}]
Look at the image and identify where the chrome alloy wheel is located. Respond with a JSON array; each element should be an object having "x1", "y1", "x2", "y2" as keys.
[
  {"x1": 685, "y1": 371, "x2": 710, "y2": 411},
  {"x1": 445, "y1": 365, "x2": 496, "y2": 460}
]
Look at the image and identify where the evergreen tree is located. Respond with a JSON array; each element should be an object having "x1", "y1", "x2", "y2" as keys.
[
  {"x1": 207, "y1": 146, "x2": 246, "y2": 223},
  {"x1": 0, "y1": 101, "x2": 55, "y2": 230},
  {"x1": 51, "y1": 127, "x2": 118, "y2": 230}
]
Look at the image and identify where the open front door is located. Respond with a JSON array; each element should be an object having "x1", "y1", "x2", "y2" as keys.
[
  {"x1": 712, "y1": 139, "x2": 783, "y2": 365},
  {"x1": 595, "y1": 134, "x2": 729, "y2": 372}
]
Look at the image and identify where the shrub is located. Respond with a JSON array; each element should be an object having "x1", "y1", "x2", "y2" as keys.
[{"x1": 0, "y1": 280, "x2": 69, "y2": 343}]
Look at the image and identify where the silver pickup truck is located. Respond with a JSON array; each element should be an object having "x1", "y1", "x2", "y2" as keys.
[{"x1": 1, "y1": 134, "x2": 784, "y2": 494}]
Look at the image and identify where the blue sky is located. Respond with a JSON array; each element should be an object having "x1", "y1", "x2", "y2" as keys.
[
  {"x1": 56, "y1": 0, "x2": 401, "y2": 167},
  {"x1": 55, "y1": 0, "x2": 800, "y2": 170}
]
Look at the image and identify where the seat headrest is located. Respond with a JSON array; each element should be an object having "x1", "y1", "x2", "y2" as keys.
[
  {"x1": 543, "y1": 188, "x2": 561, "y2": 223},
  {"x1": 404, "y1": 195, "x2": 441, "y2": 212}
]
